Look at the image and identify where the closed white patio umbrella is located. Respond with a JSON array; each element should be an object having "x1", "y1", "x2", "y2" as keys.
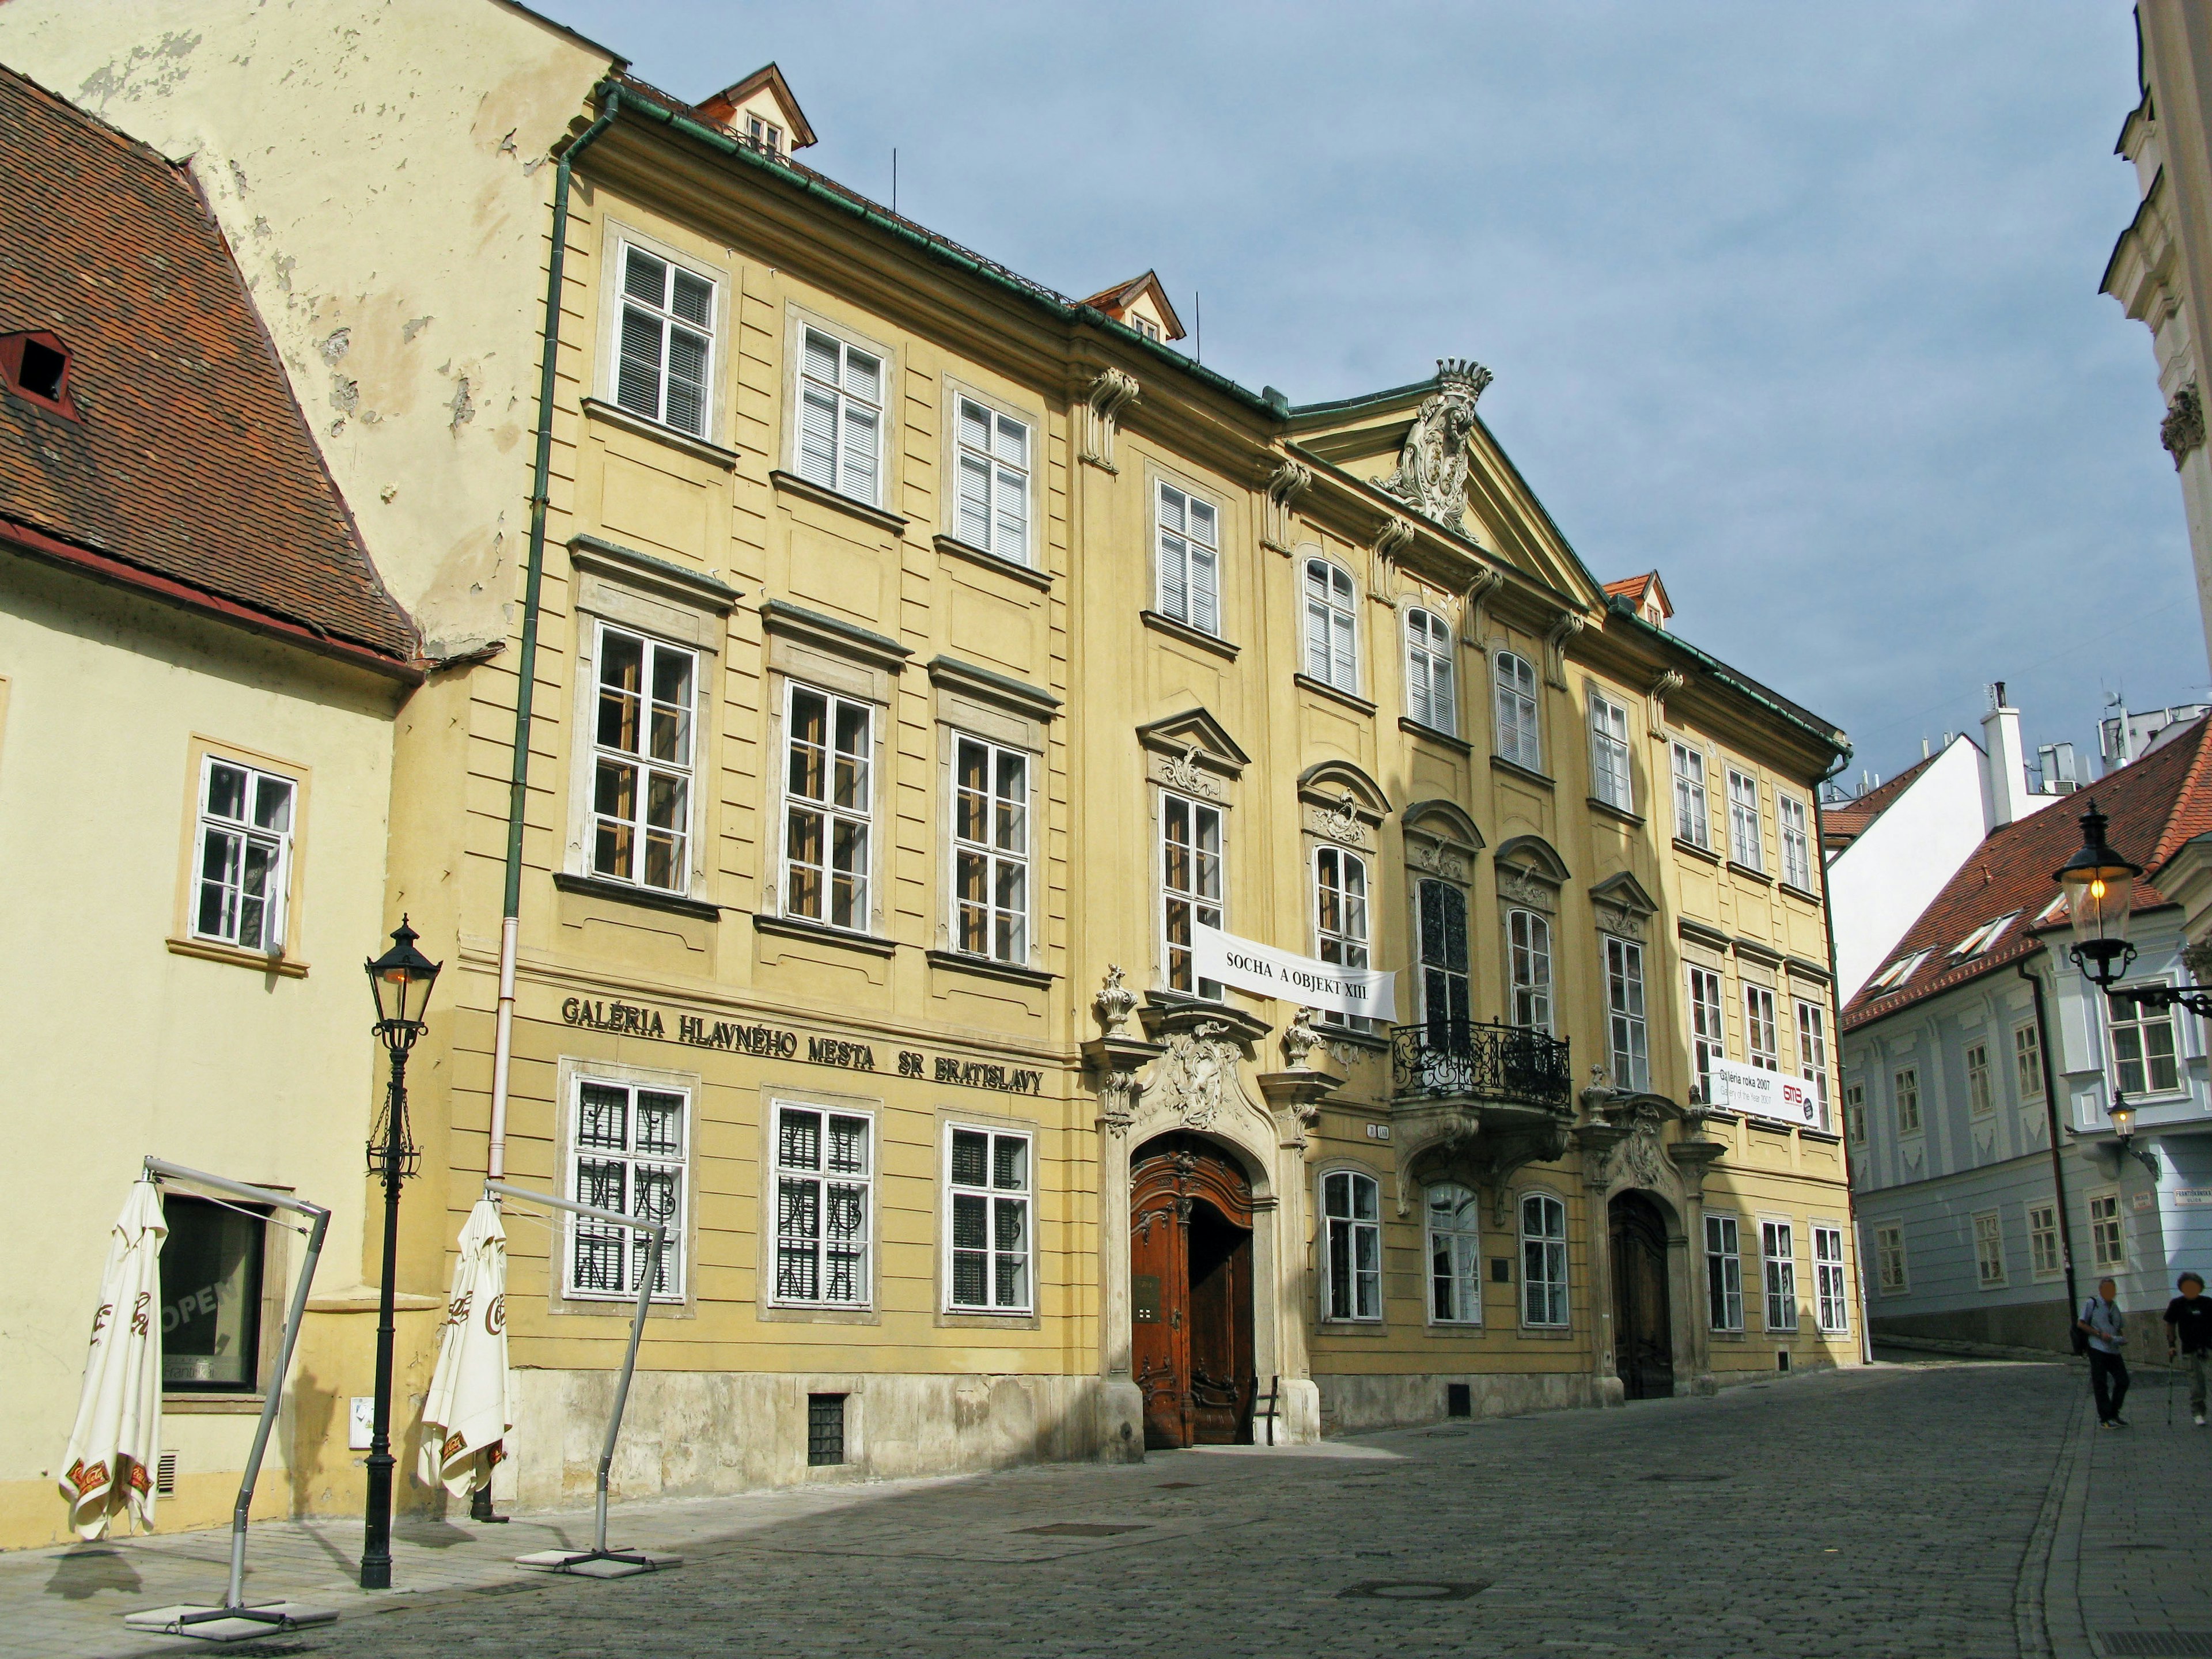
[
  {"x1": 420, "y1": 1196, "x2": 512, "y2": 1499},
  {"x1": 60, "y1": 1179, "x2": 166, "y2": 1540}
]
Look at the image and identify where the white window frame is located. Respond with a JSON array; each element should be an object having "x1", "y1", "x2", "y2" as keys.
[
  {"x1": 2088, "y1": 1187, "x2": 2125, "y2": 1270},
  {"x1": 949, "y1": 733, "x2": 1030, "y2": 964},
  {"x1": 1520, "y1": 1191, "x2": 1570, "y2": 1328},
  {"x1": 2028, "y1": 1202, "x2": 2063, "y2": 1281},
  {"x1": 1606, "y1": 935, "x2": 1649, "y2": 1092},
  {"x1": 1727, "y1": 768, "x2": 1763, "y2": 871},
  {"x1": 1778, "y1": 794, "x2": 1813, "y2": 890},
  {"x1": 1161, "y1": 790, "x2": 1225, "y2": 996},
  {"x1": 1745, "y1": 984, "x2": 1779, "y2": 1070},
  {"x1": 1301, "y1": 556, "x2": 1359, "y2": 694},
  {"x1": 744, "y1": 113, "x2": 784, "y2": 156},
  {"x1": 1404, "y1": 608, "x2": 1456, "y2": 734},
  {"x1": 1509, "y1": 908, "x2": 1554, "y2": 1033},
  {"x1": 612, "y1": 240, "x2": 717, "y2": 440},
  {"x1": 1671, "y1": 743, "x2": 1711, "y2": 850},
  {"x1": 1321, "y1": 1169, "x2": 1382, "y2": 1323},
  {"x1": 1587, "y1": 687, "x2": 1634, "y2": 812},
  {"x1": 1965, "y1": 1039, "x2": 1994, "y2": 1118},
  {"x1": 771, "y1": 1100, "x2": 874, "y2": 1309},
  {"x1": 1154, "y1": 479, "x2": 1221, "y2": 636},
  {"x1": 2109, "y1": 990, "x2": 2184, "y2": 1097},
  {"x1": 781, "y1": 681, "x2": 876, "y2": 933},
  {"x1": 1972, "y1": 1209, "x2": 2006, "y2": 1289},
  {"x1": 1494, "y1": 650, "x2": 1541, "y2": 770},
  {"x1": 1866, "y1": 950, "x2": 1930, "y2": 994},
  {"x1": 1895, "y1": 1066, "x2": 1922, "y2": 1135},
  {"x1": 588, "y1": 620, "x2": 699, "y2": 894},
  {"x1": 1844, "y1": 1081, "x2": 1866, "y2": 1145},
  {"x1": 1313, "y1": 844, "x2": 1372, "y2": 1031},
  {"x1": 1795, "y1": 999, "x2": 1830, "y2": 1123},
  {"x1": 565, "y1": 1074, "x2": 690, "y2": 1304},
  {"x1": 1812, "y1": 1224, "x2": 1849, "y2": 1333},
  {"x1": 1873, "y1": 1223, "x2": 1908, "y2": 1295},
  {"x1": 1760, "y1": 1217, "x2": 1798, "y2": 1332},
  {"x1": 1705, "y1": 1211, "x2": 1744, "y2": 1332},
  {"x1": 1689, "y1": 965, "x2": 1726, "y2": 1101},
  {"x1": 1425, "y1": 1181, "x2": 1483, "y2": 1325},
  {"x1": 2014, "y1": 1021, "x2": 2046, "y2": 1101},
  {"x1": 190, "y1": 755, "x2": 296, "y2": 955},
  {"x1": 796, "y1": 322, "x2": 885, "y2": 506},
  {"x1": 952, "y1": 394, "x2": 1032, "y2": 566},
  {"x1": 943, "y1": 1123, "x2": 1033, "y2": 1315}
]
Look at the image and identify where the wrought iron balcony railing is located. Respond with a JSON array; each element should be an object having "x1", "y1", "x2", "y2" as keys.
[{"x1": 1391, "y1": 1019, "x2": 1573, "y2": 1111}]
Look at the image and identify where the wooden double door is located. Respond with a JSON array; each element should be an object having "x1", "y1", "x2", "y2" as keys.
[
  {"x1": 1131, "y1": 1135, "x2": 1256, "y2": 1448},
  {"x1": 1609, "y1": 1190, "x2": 1675, "y2": 1400}
]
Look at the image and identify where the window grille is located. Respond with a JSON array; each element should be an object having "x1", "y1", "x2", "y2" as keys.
[
  {"x1": 952, "y1": 736, "x2": 1028, "y2": 963},
  {"x1": 1302, "y1": 558, "x2": 1359, "y2": 692},
  {"x1": 192, "y1": 757, "x2": 294, "y2": 953},
  {"x1": 1323, "y1": 1171, "x2": 1381, "y2": 1321},
  {"x1": 774, "y1": 1103, "x2": 871, "y2": 1306},
  {"x1": 1155, "y1": 482, "x2": 1219, "y2": 635},
  {"x1": 1521, "y1": 1192, "x2": 1569, "y2": 1327},
  {"x1": 615, "y1": 245, "x2": 713, "y2": 437},
  {"x1": 806, "y1": 1393, "x2": 846, "y2": 1466},
  {"x1": 1494, "y1": 652, "x2": 1541, "y2": 770},
  {"x1": 1404, "y1": 608, "x2": 1455, "y2": 733},
  {"x1": 947, "y1": 1127, "x2": 1031, "y2": 1312},
  {"x1": 955, "y1": 398, "x2": 1030, "y2": 564},
  {"x1": 785, "y1": 685, "x2": 873, "y2": 930},
  {"x1": 797, "y1": 326, "x2": 883, "y2": 503},
  {"x1": 591, "y1": 624, "x2": 695, "y2": 892},
  {"x1": 567, "y1": 1078, "x2": 686, "y2": 1301},
  {"x1": 1705, "y1": 1213, "x2": 1743, "y2": 1331}
]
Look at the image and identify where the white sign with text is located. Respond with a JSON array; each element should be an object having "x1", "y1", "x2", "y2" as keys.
[
  {"x1": 1708, "y1": 1058, "x2": 1820, "y2": 1127},
  {"x1": 1194, "y1": 924, "x2": 1397, "y2": 1022}
]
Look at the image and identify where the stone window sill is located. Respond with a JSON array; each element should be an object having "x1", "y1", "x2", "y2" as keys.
[
  {"x1": 1780, "y1": 881, "x2": 1823, "y2": 906},
  {"x1": 754, "y1": 912, "x2": 897, "y2": 956},
  {"x1": 1141, "y1": 609, "x2": 1240, "y2": 660},
  {"x1": 167, "y1": 937, "x2": 309, "y2": 978},
  {"x1": 1728, "y1": 860, "x2": 1773, "y2": 885},
  {"x1": 1673, "y1": 837, "x2": 1720, "y2": 865},
  {"x1": 933, "y1": 533, "x2": 1052, "y2": 590},
  {"x1": 1588, "y1": 795, "x2": 1645, "y2": 829},
  {"x1": 581, "y1": 396, "x2": 738, "y2": 471},
  {"x1": 552, "y1": 870, "x2": 721, "y2": 922},
  {"x1": 925, "y1": 948, "x2": 1055, "y2": 988},
  {"x1": 1490, "y1": 755, "x2": 1554, "y2": 790},
  {"x1": 770, "y1": 468, "x2": 908, "y2": 534},
  {"x1": 164, "y1": 1392, "x2": 266, "y2": 1414},
  {"x1": 1400, "y1": 715, "x2": 1471, "y2": 755},
  {"x1": 1294, "y1": 672, "x2": 1376, "y2": 718}
]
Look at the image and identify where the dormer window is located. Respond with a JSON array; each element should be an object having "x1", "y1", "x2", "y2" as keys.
[
  {"x1": 1950, "y1": 912, "x2": 2018, "y2": 960},
  {"x1": 1, "y1": 329, "x2": 79, "y2": 419},
  {"x1": 746, "y1": 114, "x2": 784, "y2": 157},
  {"x1": 1132, "y1": 316, "x2": 1161, "y2": 343},
  {"x1": 1865, "y1": 949, "x2": 1930, "y2": 994}
]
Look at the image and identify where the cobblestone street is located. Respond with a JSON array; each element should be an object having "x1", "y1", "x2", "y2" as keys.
[{"x1": 11, "y1": 1357, "x2": 2209, "y2": 1659}]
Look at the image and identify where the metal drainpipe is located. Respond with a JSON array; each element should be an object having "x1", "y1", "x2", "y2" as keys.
[
  {"x1": 2020, "y1": 954, "x2": 2081, "y2": 1321},
  {"x1": 488, "y1": 81, "x2": 622, "y2": 1183}
]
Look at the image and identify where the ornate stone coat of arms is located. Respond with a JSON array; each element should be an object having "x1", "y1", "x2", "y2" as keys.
[{"x1": 1378, "y1": 358, "x2": 1493, "y2": 529}]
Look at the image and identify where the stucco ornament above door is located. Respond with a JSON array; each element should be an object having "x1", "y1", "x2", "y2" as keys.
[
  {"x1": 1378, "y1": 358, "x2": 1493, "y2": 529},
  {"x1": 1144, "y1": 1021, "x2": 1249, "y2": 1131}
]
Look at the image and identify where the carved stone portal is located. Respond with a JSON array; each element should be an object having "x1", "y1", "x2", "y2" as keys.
[
  {"x1": 1377, "y1": 358, "x2": 1491, "y2": 529},
  {"x1": 1143, "y1": 1021, "x2": 1255, "y2": 1132}
]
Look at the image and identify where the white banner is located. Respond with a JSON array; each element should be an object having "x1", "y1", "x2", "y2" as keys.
[
  {"x1": 1708, "y1": 1058, "x2": 1820, "y2": 1127},
  {"x1": 1194, "y1": 924, "x2": 1397, "y2": 1022}
]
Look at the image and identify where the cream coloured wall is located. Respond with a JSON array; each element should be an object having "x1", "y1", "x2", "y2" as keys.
[{"x1": 0, "y1": 556, "x2": 404, "y2": 1547}]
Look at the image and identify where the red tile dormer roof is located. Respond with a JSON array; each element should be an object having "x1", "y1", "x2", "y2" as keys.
[{"x1": 1080, "y1": 271, "x2": 1187, "y2": 342}]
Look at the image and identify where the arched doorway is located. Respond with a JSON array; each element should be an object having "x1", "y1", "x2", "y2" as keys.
[
  {"x1": 1131, "y1": 1134, "x2": 1256, "y2": 1447},
  {"x1": 1609, "y1": 1190, "x2": 1675, "y2": 1400}
]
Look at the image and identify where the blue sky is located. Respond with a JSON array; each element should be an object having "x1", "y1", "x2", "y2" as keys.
[{"x1": 558, "y1": 1, "x2": 2200, "y2": 789}]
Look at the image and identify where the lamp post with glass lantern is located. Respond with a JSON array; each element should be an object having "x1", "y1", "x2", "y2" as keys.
[
  {"x1": 2054, "y1": 801, "x2": 2164, "y2": 1167},
  {"x1": 359, "y1": 918, "x2": 440, "y2": 1591}
]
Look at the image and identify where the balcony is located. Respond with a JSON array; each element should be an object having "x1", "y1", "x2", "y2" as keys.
[{"x1": 1391, "y1": 1019, "x2": 1573, "y2": 1111}]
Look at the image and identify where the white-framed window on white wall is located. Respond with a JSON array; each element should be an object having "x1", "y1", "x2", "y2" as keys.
[
  {"x1": 2014, "y1": 1020, "x2": 2046, "y2": 1101},
  {"x1": 1874, "y1": 1223, "x2": 1908, "y2": 1294},
  {"x1": 1321, "y1": 1169, "x2": 1381, "y2": 1321},
  {"x1": 192, "y1": 756, "x2": 296, "y2": 953},
  {"x1": 1966, "y1": 1039, "x2": 1994, "y2": 1117},
  {"x1": 1812, "y1": 1224, "x2": 1849, "y2": 1332},
  {"x1": 1155, "y1": 482, "x2": 1220, "y2": 635},
  {"x1": 1404, "y1": 608, "x2": 1456, "y2": 733},
  {"x1": 1688, "y1": 965, "x2": 1725, "y2": 1101},
  {"x1": 1705, "y1": 1212, "x2": 1744, "y2": 1331},
  {"x1": 1744, "y1": 984, "x2": 1779, "y2": 1070},
  {"x1": 615, "y1": 244, "x2": 714, "y2": 438},
  {"x1": 1161, "y1": 791, "x2": 1225, "y2": 995},
  {"x1": 1426, "y1": 1182, "x2": 1482, "y2": 1324},
  {"x1": 2028, "y1": 1203, "x2": 2062, "y2": 1279},
  {"x1": 772, "y1": 1101, "x2": 872, "y2": 1307},
  {"x1": 1605, "y1": 935, "x2": 1649, "y2": 1090},
  {"x1": 1728, "y1": 768, "x2": 1763, "y2": 870},
  {"x1": 952, "y1": 735, "x2": 1028, "y2": 964},
  {"x1": 1972, "y1": 1209, "x2": 2006, "y2": 1288},
  {"x1": 1779, "y1": 794, "x2": 1813, "y2": 889},
  {"x1": 590, "y1": 623, "x2": 697, "y2": 893},
  {"x1": 953, "y1": 397, "x2": 1030, "y2": 565},
  {"x1": 1761, "y1": 1218, "x2": 1797, "y2": 1330},
  {"x1": 798, "y1": 325, "x2": 884, "y2": 505},
  {"x1": 1843, "y1": 1081, "x2": 1866, "y2": 1145},
  {"x1": 1521, "y1": 1192, "x2": 1569, "y2": 1327},
  {"x1": 1895, "y1": 1066, "x2": 1922, "y2": 1134},
  {"x1": 1796, "y1": 999, "x2": 1830, "y2": 1122},
  {"x1": 1494, "y1": 650, "x2": 1541, "y2": 770},
  {"x1": 1588, "y1": 688, "x2": 1634, "y2": 811},
  {"x1": 2109, "y1": 993, "x2": 2183, "y2": 1094},
  {"x1": 2088, "y1": 1188, "x2": 2125, "y2": 1270},
  {"x1": 567, "y1": 1076, "x2": 687, "y2": 1301},
  {"x1": 945, "y1": 1125, "x2": 1031, "y2": 1313},
  {"x1": 1671, "y1": 743, "x2": 1710, "y2": 849},
  {"x1": 1509, "y1": 909, "x2": 1554, "y2": 1032},
  {"x1": 784, "y1": 683, "x2": 873, "y2": 931},
  {"x1": 1314, "y1": 846, "x2": 1371, "y2": 1029},
  {"x1": 1302, "y1": 557, "x2": 1359, "y2": 693}
]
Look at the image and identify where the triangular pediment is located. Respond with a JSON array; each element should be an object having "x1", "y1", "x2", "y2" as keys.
[
  {"x1": 1589, "y1": 870, "x2": 1659, "y2": 917},
  {"x1": 1136, "y1": 707, "x2": 1248, "y2": 775}
]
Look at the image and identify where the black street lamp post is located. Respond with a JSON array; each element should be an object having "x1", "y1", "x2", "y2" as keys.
[
  {"x1": 359, "y1": 918, "x2": 441, "y2": 1592},
  {"x1": 2054, "y1": 801, "x2": 2171, "y2": 1166}
]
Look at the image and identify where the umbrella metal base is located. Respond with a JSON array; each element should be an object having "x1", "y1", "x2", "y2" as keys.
[
  {"x1": 515, "y1": 1547, "x2": 681, "y2": 1578},
  {"x1": 124, "y1": 1601, "x2": 339, "y2": 1640}
]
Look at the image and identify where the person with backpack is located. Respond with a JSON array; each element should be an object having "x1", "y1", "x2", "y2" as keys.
[
  {"x1": 2078, "y1": 1278, "x2": 2130, "y2": 1428},
  {"x1": 2165, "y1": 1271, "x2": 2211, "y2": 1428}
]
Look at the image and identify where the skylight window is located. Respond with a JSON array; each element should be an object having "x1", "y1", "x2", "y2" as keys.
[
  {"x1": 0, "y1": 329, "x2": 77, "y2": 418},
  {"x1": 2035, "y1": 892, "x2": 2070, "y2": 927},
  {"x1": 1950, "y1": 912, "x2": 2018, "y2": 960},
  {"x1": 1866, "y1": 950, "x2": 1930, "y2": 994}
]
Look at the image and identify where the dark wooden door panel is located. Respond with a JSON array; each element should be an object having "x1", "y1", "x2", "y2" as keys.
[
  {"x1": 1608, "y1": 1191, "x2": 1675, "y2": 1401},
  {"x1": 1132, "y1": 1135, "x2": 1256, "y2": 1448}
]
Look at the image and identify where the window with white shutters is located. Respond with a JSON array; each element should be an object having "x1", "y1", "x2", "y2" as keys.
[
  {"x1": 952, "y1": 736, "x2": 1029, "y2": 964},
  {"x1": 590, "y1": 623, "x2": 696, "y2": 893},
  {"x1": 567, "y1": 1077, "x2": 687, "y2": 1301},
  {"x1": 1302, "y1": 558, "x2": 1359, "y2": 692},
  {"x1": 1494, "y1": 651, "x2": 1541, "y2": 770},
  {"x1": 1155, "y1": 482, "x2": 1219, "y2": 635},
  {"x1": 784, "y1": 684, "x2": 873, "y2": 931},
  {"x1": 946, "y1": 1126, "x2": 1031, "y2": 1313},
  {"x1": 797, "y1": 326, "x2": 883, "y2": 505},
  {"x1": 954, "y1": 398, "x2": 1030, "y2": 565},
  {"x1": 1426, "y1": 1183, "x2": 1482, "y2": 1324},
  {"x1": 192, "y1": 756, "x2": 295, "y2": 953},
  {"x1": 1588, "y1": 690, "x2": 1633, "y2": 811},
  {"x1": 773, "y1": 1103, "x2": 872, "y2": 1306},
  {"x1": 615, "y1": 245, "x2": 714, "y2": 438},
  {"x1": 1404, "y1": 608, "x2": 1456, "y2": 733},
  {"x1": 1521, "y1": 1192, "x2": 1569, "y2": 1327}
]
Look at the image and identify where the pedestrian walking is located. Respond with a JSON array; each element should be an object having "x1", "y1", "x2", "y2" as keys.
[
  {"x1": 2078, "y1": 1278, "x2": 2131, "y2": 1428},
  {"x1": 2165, "y1": 1271, "x2": 2212, "y2": 1428}
]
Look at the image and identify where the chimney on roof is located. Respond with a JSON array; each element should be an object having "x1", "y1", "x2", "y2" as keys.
[{"x1": 1981, "y1": 681, "x2": 2032, "y2": 828}]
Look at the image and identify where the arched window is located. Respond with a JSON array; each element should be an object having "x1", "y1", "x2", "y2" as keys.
[
  {"x1": 1302, "y1": 557, "x2": 1359, "y2": 694},
  {"x1": 1426, "y1": 1183, "x2": 1482, "y2": 1324},
  {"x1": 1321, "y1": 1169, "x2": 1381, "y2": 1321},
  {"x1": 1404, "y1": 608, "x2": 1456, "y2": 734},
  {"x1": 1494, "y1": 650, "x2": 1540, "y2": 769},
  {"x1": 1520, "y1": 1191, "x2": 1569, "y2": 1327}
]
